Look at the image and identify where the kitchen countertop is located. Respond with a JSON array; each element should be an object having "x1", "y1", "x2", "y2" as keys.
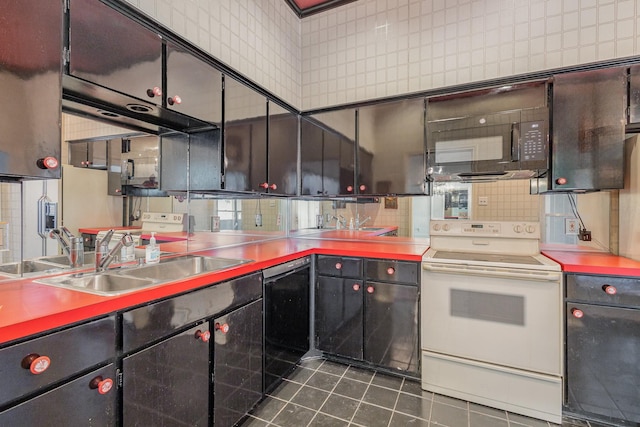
[
  {"x1": 0, "y1": 233, "x2": 428, "y2": 345},
  {"x1": 542, "y1": 248, "x2": 640, "y2": 277}
]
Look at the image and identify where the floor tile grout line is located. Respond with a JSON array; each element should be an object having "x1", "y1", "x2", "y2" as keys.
[
  {"x1": 386, "y1": 377, "x2": 405, "y2": 427},
  {"x1": 305, "y1": 359, "x2": 349, "y2": 426}
]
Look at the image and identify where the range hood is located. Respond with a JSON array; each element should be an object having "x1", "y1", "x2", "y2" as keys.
[{"x1": 62, "y1": 74, "x2": 216, "y2": 135}]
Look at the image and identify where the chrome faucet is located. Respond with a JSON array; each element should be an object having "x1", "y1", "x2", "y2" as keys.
[
  {"x1": 356, "y1": 215, "x2": 371, "y2": 229},
  {"x1": 49, "y1": 227, "x2": 84, "y2": 268},
  {"x1": 325, "y1": 214, "x2": 347, "y2": 229},
  {"x1": 95, "y1": 231, "x2": 134, "y2": 272}
]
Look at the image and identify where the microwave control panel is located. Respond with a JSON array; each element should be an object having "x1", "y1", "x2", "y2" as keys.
[{"x1": 521, "y1": 121, "x2": 546, "y2": 161}]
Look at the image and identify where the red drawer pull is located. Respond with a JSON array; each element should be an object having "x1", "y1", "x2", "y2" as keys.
[
  {"x1": 21, "y1": 353, "x2": 51, "y2": 375},
  {"x1": 386, "y1": 267, "x2": 395, "y2": 275},
  {"x1": 215, "y1": 323, "x2": 229, "y2": 334},
  {"x1": 352, "y1": 283, "x2": 361, "y2": 291},
  {"x1": 194, "y1": 329, "x2": 211, "y2": 342},
  {"x1": 367, "y1": 286, "x2": 375, "y2": 294},
  {"x1": 335, "y1": 262, "x2": 342, "y2": 270},
  {"x1": 571, "y1": 308, "x2": 584, "y2": 319},
  {"x1": 602, "y1": 285, "x2": 617, "y2": 295},
  {"x1": 89, "y1": 376, "x2": 114, "y2": 394}
]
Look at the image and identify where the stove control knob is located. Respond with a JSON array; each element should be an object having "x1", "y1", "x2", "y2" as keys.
[
  {"x1": 513, "y1": 224, "x2": 523, "y2": 233},
  {"x1": 571, "y1": 308, "x2": 584, "y2": 319},
  {"x1": 525, "y1": 225, "x2": 536, "y2": 234},
  {"x1": 442, "y1": 224, "x2": 450, "y2": 231},
  {"x1": 602, "y1": 285, "x2": 617, "y2": 295},
  {"x1": 433, "y1": 224, "x2": 441, "y2": 232}
]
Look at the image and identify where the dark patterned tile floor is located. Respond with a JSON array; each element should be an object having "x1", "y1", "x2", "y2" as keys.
[{"x1": 240, "y1": 357, "x2": 595, "y2": 427}]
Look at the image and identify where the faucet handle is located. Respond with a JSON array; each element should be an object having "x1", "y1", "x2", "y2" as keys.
[
  {"x1": 100, "y1": 229, "x2": 115, "y2": 246},
  {"x1": 60, "y1": 226, "x2": 74, "y2": 239}
]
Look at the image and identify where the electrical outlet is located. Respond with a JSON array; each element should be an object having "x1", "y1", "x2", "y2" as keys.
[
  {"x1": 565, "y1": 218, "x2": 579, "y2": 235},
  {"x1": 579, "y1": 229, "x2": 592, "y2": 241},
  {"x1": 478, "y1": 196, "x2": 488, "y2": 206}
]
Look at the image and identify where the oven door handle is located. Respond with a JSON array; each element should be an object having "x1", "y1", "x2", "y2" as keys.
[{"x1": 422, "y1": 263, "x2": 561, "y2": 282}]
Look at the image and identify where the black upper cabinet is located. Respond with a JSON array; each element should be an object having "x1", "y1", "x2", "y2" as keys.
[
  {"x1": 69, "y1": 0, "x2": 163, "y2": 104},
  {"x1": 357, "y1": 98, "x2": 426, "y2": 195},
  {"x1": 166, "y1": 43, "x2": 222, "y2": 124},
  {"x1": 302, "y1": 109, "x2": 357, "y2": 196},
  {"x1": 548, "y1": 67, "x2": 627, "y2": 191},
  {"x1": 268, "y1": 102, "x2": 299, "y2": 195},
  {"x1": 223, "y1": 77, "x2": 297, "y2": 195},
  {"x1": 628, "y1": 65, "x2": 640, "y2": 127},
  {"x1": 0, "y1": 0, "x2": 63, "y2": 179},
  {"x1": 224, "y1": 76, "x2": 268, "y2": 193}
]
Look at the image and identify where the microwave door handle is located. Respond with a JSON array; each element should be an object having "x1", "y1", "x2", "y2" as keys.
[{"x1": 511, "y1": 122, "x2": 521, "y2": 162}]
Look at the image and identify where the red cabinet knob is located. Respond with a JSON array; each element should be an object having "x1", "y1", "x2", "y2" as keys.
[
  {"x1": 367, "y1": 286, "x2": 375, "y2": 294},
  {"x1": 21, "y1": 353, "x2": 51, "y2": 375},
  {"x1": 194, "y1": 329, "x2": 211, "y2": 342},
  {"x1": 335, "y1": 262, "x2": 342, "y2": 270},
  {"x1": 346, "y1": 185, "x2": 353, "y2": 193},
  {"x1": 386, "y1": 267, "x2": 395, "y2": 275},
  {"x1": 167, "y1": 95, "x2": 182, "y2": 105},
  {"x1": 147, "y1": 86, "x2": 162, "y2": 97},
  {"x1": 602, "y1": 285, "x2": 617, "y2": 295},
  {"x1": 555, "y1": 177, "x2": 567, "y2": 185},
  {"x1": 36, "y1": 156, "x2": 59, "y2": 170},
  {"x1": 89, "y1": 376, "x2": 114, "y2": 395},
  {"x1": 352, "y1": 283, "x2": 361, "y2": 291},
  {"x1": 215, "y1": 323, "x2": 230, "y2": 334},
  {"x1": 571, "y1": 308, "x2": 584, "y2": 319},
  {"x1": 359, "y1": 184, "x2": 366, "y2": 192},
  {"x1": 260, "y1": 182, "x2": 277, "y2": 190}
]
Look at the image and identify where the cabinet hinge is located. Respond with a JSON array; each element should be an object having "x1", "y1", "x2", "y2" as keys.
[
  {"x1": 63, "y1": 47, "x2": 70, "y2": 66},
  {"x1": 116, "y1": 369, "x2": 124, "y2": 388}
]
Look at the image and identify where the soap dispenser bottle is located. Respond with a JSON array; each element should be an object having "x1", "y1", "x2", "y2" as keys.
[{"x1": 145, "y1": 232, "x2": 160, "y2": 264}]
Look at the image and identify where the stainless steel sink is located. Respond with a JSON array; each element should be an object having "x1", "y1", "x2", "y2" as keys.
[
  {"x1": 38, "y1": 252, "x2": 96, "y2": 267},
  {"x1": 122, "y1": 255, "x2": 251, "y2": 282},
  {"x1": 0, "y1": 260, "x2": 63, "y2": 277},
  {"x1": 37, "y1": 273, "x2": 155, "y2": 296},
  {"x1": 35, "y1": 255, "x2": 251, "y2": 295}
]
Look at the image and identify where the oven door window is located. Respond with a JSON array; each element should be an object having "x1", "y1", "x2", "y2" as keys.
[{"x1": 450, "y1": 289, "x2": 524, "y2": 326}]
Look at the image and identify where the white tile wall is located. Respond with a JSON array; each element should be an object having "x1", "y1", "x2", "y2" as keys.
[
  {"x1": 125, "y1": 0, "x2": 302, "y2": 108},
  {"x1": 300, "y1": 0, "x2": 640, "y2": 109}
]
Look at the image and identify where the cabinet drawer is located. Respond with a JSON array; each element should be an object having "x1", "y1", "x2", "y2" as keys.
[
  {"x1": 0, "y1": 364, "x2": 117, "y2": 426},
  {"x1": 566, "y1": 274, "x2": 640, "y2": 307},
  {"x1": 123, "y1": 272, "x2": 262, "y2": 353},
  {"x1": 317, "y1": 255, "x2": 363, "y2": 278},
  {"x1": 366, "y1": 259, "x2": 419, "y2": 284},
  {"x1": 0, "y1": 316, "x2": 116, "y2": 407}
]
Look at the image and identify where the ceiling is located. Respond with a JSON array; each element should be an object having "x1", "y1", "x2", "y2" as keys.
[{"x1": 285, "y1": 0, "x2": 356, "y2": 18}]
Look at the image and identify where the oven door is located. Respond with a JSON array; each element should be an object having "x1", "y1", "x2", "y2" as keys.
[{"x1": 421, "y1": 263, "x2": 562, "y2": 375}]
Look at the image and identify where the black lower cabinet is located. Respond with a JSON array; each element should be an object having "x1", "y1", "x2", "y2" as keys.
[
  {"x1": 364, "y1": 281, "x2": 419, "y2": 373},
  {"x1": 122, "y1": 323, "x2": 210, "y2": 426},
  {"x1": 0, "y1": 364, "x2": 117, "y2": 426},
  {"x1": 213, "y1": 299, "x2": 263, "y2": 426},
  {"x1": 315, "y1": 275, "x2": 363, "y2": 359}
]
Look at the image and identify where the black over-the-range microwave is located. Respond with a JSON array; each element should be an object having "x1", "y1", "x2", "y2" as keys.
[{"x1": 426, "y1": 80, "x2": 550, "y2": 182}]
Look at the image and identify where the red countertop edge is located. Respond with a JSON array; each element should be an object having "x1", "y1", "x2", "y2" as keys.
[
  {"x1": 542, "y1": 250, "x2": 640, "y2": 277},
  {"x1": 0, "y1": 237, "x2": 428, "y2": 345}
]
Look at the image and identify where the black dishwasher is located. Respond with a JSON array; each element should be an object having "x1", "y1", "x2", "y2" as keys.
[
  {"x1": 263, "y1": 257, "x2": 310, "y2": 393},
  {"x1": 565, "y1": 274, "x2": 640, "y2": 426}
]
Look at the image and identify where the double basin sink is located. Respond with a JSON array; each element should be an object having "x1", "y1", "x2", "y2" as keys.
[{"x1": 1, "y1": 255, "x2": 250, "y2": 296}]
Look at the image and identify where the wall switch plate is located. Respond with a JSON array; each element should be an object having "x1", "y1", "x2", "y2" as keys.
[
  {"x1": 478, "y1": 196, "x2": 488, "y2": 206},
  {"x1": 565, "y1": 218, "x2": 579, "y2": 235}
]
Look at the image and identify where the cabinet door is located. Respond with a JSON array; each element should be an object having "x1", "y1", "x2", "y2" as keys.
[
  {"x1": 224, "y1": 76, "x2": 267, "y2": 192},
  {"x1": 0, "y1": 0, "x2": 62, "y2": 178},
  {"x1": 122, "y1": 323, "x2": 210, "y2": 426},
  {"x1": 315, "y1": 276, "x2": 363, "y2": 359},
  {"x1": 364, "y1": 282, "x2": 419, "y2": 374},
  {"x1": 358, "y1": 98, "x2": 426, "y2": 195},
  {"x1": 69, "y1": 0, "x2": 163, "y2": 104},
  {"x1": 213, "y1": 299, "x2": 263, "y2": 427},
  {"x1": 300, "y1": 118, "x2": 325, "y2": 195},
  {"x1": 551, "y1": 68, "x2": 627, "y2": 191},
  {"x1": 0, "y1": 364, "x2": 117, "y2": 427},
  {"x1": 166, "y1": 43, "x2": 222, "y2": 123},
  {"x1": 268, "y1": 102, "x2": 299, "y2": 195},
  {"x1": 308, "y1": 109, "x2": 357, "y2": 196}
]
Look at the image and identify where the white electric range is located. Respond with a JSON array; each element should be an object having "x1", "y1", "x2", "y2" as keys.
[{"x1": 421, "y1": 220, "x2": 563, "y2": 424}]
